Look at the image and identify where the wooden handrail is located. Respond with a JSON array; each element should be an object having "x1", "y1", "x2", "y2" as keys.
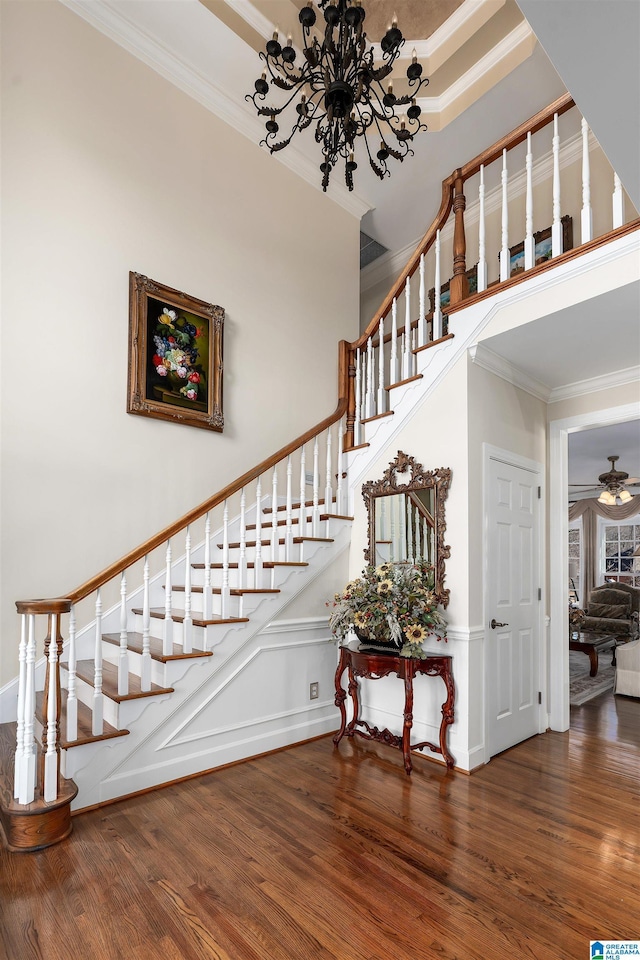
[{"x1": 17, "y1": 340, "x2": 351, "y2": 611}]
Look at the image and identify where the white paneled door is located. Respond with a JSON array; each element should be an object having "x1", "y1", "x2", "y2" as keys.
[{"x1": 487, "y1": 455, "x2": 542, "y2": 758}]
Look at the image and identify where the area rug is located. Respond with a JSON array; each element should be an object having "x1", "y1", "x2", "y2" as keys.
[{"x1": 569, "y1": 650, "x2": 616, "y2": 706}]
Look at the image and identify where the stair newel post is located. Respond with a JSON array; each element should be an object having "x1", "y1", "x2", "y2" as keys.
[
  {"x1": 66, "y1": 606, "x2": 78, "y2": 743},
  {"x1": 450, "y1": 172, "x2": 469, "y2": 305},
  {"x1": 324, "y1": 428, "x2": 333, "y2": 536},
  {"x1": 285, "y1": 459, "x2": 294, "y2": 562},
  {"x1": 270, "y1": 469, "x2": 279, "y2": 562},
  {"x1": 551, "y1": 112, "x2": 562, "y2": 256},
  {"x1": 524, "y1": 132, "x2": 535, "y2": 270},
  {"x1": 390, "y1": 298, "x2": 398, "y2": 380},
  {"x1": 477, "y1": 164, "x2": 488, "y2": 292},
  {"x1": 183, "y1": 530, "x2": 193, "y2": 655},
  {"x1": 141, "y1": 557, "x2": 153, "y2": 686},
  {"x1": 612, "y1": 172, "x2": 625, "y2": 228},
  {"x1": 376, "y1": 316, "x2": 386, "y2": 413},
  {"x1": 312, "y1": 437, "x2": 320, "y2": 538},
  {"x1": 433, "y1": 230, "x2": 443, "y2": 342},
  {"x1": 118, "y1": 572, "x2": 129, "y2": 697},
  {"x1": 353, "y1": 347, "x2": 362, "y2": 446},
  {"x1": 202, "y1": 514, "x2": 212, "y2": 621},
  {"x1": 13, "y1": 615, "x2": 27, "y2": 799},
  {"x1": 239, "y1": 489, "x2": 248, "y2": 589},
  {"x1": 402, "y1": 277, "x2": 412, "y2": 380},
  {"x1": 418, "y1": 254, "x2": 426, "y2": 347},
  {"x1": 499, "y1": 149, "x2": 510, "y2": 281},
  {"x1": 43, "y1": 613, "x2": 62, "y2": 803},
  {"x1": 254, "y1": 477, "x2": 265, "y2": 589},
  {"x1": 365, "y1": 335, "x2": 374, "y2": 418},
  {"x1": 163, "y1": 541, "x2": 173, "y2": 656},
  {"x1": 221, "y1": 503, "x2": 231, "y2": 618},
  {"x1": 581, "y1": 117, "x2": 593, "y2": 244},
  {"x1": 92, "y1": 590, "x2": 104, "y2": 736}
]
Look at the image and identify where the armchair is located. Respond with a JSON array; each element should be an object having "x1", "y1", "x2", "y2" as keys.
[
  {"x1": 615, "y1": 639, "x2": 640, "y2": 697},
  {"x1": 581, "y1": 582, "x2": 640, "y2": 642}
]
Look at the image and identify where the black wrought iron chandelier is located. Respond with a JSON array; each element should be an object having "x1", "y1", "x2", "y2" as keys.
[{"x1": 246, "y1": 0, "x2": 429, "y2": 192}]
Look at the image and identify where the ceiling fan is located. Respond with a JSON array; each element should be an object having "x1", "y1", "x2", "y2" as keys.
[{"x1": 569, "y1": 455, "x2": 640, "y2": 504}]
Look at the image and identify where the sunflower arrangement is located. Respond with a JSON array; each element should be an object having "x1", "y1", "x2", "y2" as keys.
[{"x1": 328, "y1": 562, "x2": 447, "y2": 659}]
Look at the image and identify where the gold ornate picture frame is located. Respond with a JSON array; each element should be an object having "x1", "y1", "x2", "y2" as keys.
[{"x1": 127, "y1": 272, "x2": 224, "y2": 432}]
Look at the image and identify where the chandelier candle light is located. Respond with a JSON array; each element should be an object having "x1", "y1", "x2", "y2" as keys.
[{"x1": 246, "y1": 0, "x2": 429, "y2": 191}]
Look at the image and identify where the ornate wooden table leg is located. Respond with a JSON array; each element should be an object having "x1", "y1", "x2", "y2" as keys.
[
  {"x1": 346, "y1": 660, "x2": 359, "y2": 738},
  {"x1": 333, "y1": 646, "x2": 349, "y2": 746},
  {"x1": 402, "y1": 667, "x2": 414, "y2": 775},
  {"x1": 439, "y1": 661, "x2": 456, "y2": 769}
]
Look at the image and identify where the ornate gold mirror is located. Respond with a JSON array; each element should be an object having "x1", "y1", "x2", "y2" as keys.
[{"x1": 362, "y1": 451, "x2": 451, "y2": 607}]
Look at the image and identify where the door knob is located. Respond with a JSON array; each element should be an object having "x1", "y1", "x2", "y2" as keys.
[{"x1": 490, "y1": 618, "x2": 509, "y2": 629}]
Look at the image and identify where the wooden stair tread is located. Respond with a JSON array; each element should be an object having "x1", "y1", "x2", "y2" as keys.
[
  {"x1": 345, "y1": 442, "x2": 370, "y2": 451},
  {"x1": 102, "y1": 632, "x2": 212, "y2": 663},
  {"x1": 75, "y1": 660, "x2": 174, "y2": 702},
  {"x1": 170, "y1": 586, "x2": 280, "y2": 596},
  {"x1": 413, "y1": 332, "x2": 455, "y2": 354},
  {"x1": 217, "y1": 536, "x2": 333, "y2": 548},
  {"x1": 132, "y1": 607, "x2": 249, "y2": 626},
  {"x1": 36, "y1": 691, "x2": 129, "y2": 749},
  {"x1": 385, "y1": 373, "x2": 423, "y2": 391},
  {"x1": 193, "y1": 561, "x2": 309, "y2": 569},
  {"x1": 361, "y1": 410, "x2": 394, "y2": 424},
  {"x1": 263, "y1": 497, "x2": 335, "y2": 514}
]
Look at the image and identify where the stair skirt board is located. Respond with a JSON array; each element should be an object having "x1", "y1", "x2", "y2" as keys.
[{"x1": 62, "y1": 525, "x2": 351, "y2": 810}]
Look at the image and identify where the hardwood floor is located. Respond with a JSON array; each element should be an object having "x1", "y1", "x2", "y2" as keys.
[{"x1": 1, "y1": 691, "x2": 639, "y2": 960}]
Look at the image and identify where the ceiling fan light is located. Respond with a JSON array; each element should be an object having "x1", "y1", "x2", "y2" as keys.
[
  {"x1": 598, "y1": 490, "x2": 616, "y2": 505},
  {"x1": 618, "y1": 488, "x2": 632, "y2": 503}
]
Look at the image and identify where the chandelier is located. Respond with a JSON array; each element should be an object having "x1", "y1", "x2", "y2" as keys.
[{"x1": 246, "y1": 0, "x2": 429, "y2": 192}]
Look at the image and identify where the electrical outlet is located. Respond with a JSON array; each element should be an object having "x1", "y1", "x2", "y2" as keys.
[{"x1": 309, "y1": 681, "x2": 319, "y2": 700}]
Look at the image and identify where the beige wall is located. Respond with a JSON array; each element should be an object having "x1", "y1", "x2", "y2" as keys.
[{"x1": 0, "y1": 1, "x2": 360, "y2": 685}]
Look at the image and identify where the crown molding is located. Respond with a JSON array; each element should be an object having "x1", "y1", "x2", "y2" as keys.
[
  {"x1": 468, "y1": 343, "x2": 552, "y2": 401},
  {"x1": 59, "y1": 0, "x2": 372, "y2": 220},
  {"x1": 548, "y1": 365, "x2": 640, "y2": 403}
]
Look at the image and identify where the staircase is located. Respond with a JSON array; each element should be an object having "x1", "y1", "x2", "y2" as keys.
[{"x1": 2, "y1": 93, "x2": 638, "y2": 851}]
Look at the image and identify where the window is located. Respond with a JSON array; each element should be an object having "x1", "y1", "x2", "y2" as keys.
[
  {"x1": 568, "y1": 521, "x2": 581, "y2": 603},
  {"x1": 601, "y1": 521, "x2": 640, "y2": 587}
]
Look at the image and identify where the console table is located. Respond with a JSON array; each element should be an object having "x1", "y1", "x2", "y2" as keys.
[{"x1": 333, "y1": 643, "x2": 455, "y2": 774}]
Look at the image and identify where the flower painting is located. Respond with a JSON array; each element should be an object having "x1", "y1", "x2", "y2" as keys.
[{"x1": 127, "y1": 273, "x2": 224, "y2": 432}]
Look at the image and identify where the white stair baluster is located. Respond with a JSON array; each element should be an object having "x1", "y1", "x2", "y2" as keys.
[
  {"x1": 552, "y1": 112, "x2": 562, "y2": 256},
  {"x1": 43, "y1": 614, "x2": 59, "y2": 803},
  {"x1": 477, "y1": 165, "x2": 488, "y2": 292},
  {"x1": 612, "y1": 172, "x2": 625, "y2": 228},
  {"x1": 299, "y1": 446, "x2": 307, "y2": 538},
  {"x1": 221, "y1": 503, "x2": 231, "y2": 618},
  {"x1": 390, "y1": 298, "x2": 399, "y2": 381},
  {"x1": 183, "y1": 530, "x2": 193, "y2": 654},
  {"x1": 336, "y1": 426, "x2": 345, "y2": 516},
  {"x1": 92, "y1": 590, "x2": 104, "y2": 735},
  {"x1": 163, "y1": 541, "x2": 173, "y2": 655},
  {"x1": 324, "y1": 428, "x2": 333, "y2": 535},
  {"x1": 285, "y1": 460, "x2": 293, "y2": 562},
  {"x1": 270, "y1": 469, "x2": 279, "y2": 562},
  {"x1": 402, "y1": 277, "x2": 411, "y2": 381},
  {"x1": 353, "y1": 347, "x2": 362, "y2": 446},
  {"x1": 254, "y1": 477, "x2": 264, "y2": 588},
  {"x1": 524, "y1": 132, "x2": 535, "y2": 270},
  {"x1": 118, "y1": 572, "x2": 129, "y2": 696},
  {"x1": 377, "y1": 317, "x2": 386, "y2": 413},
  {"x1": 66, "y1": 606, "x2": 77, "y2": 742},
  {"x1": 13, "y1": 615, "x2": 27, "y2": 798},
  {"x1": 239, "y1": 490, "x2": 248, "y2": 589},
  {"x1": 202, "y1": 514, "x2": 212, "y2": 620},
  {"x1": 365, "y1": 335, "x2": 374, "y2": 418},
  {"x1": 312, "y1": 437, "x2": 320, "y2": 537},
  {"x1": 499, "y1": 148, "x2": 510, "y2": 281},
  {"x1": 141, "y1": 557, "x2": 153, "y2": 683},
  {"x1": 19, "y1": 614, "x2": 37, "y2": 804},
  {"x1": 418, "y1": 255, "x2": 426, "y2": 347},
  {"x1": 434, "y1": 230, "x2": 443, "y2": 341},
  {"x1": 581, "y1": 117, "x2": 593, "y2": 244}
]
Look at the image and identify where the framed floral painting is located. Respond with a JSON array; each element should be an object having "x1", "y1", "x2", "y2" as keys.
[{"x1": 127, "y1": 272, "x2": 224, "y2": 432}]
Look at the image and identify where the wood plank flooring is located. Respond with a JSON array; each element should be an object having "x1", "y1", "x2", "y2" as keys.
[{"x1": 1, "y1": 691, "x2": 639, "y2": 960}]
